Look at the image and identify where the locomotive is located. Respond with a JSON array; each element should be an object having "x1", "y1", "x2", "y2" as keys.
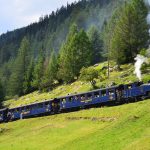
[{"x1": 0, "y1": 81, "x2": 150, "y2": 123}]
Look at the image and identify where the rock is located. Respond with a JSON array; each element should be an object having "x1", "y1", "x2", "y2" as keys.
[
  {"x1": 120, "y1": 73, "x2": 129, "y2": 78},
  {"x1": 109, "y1": 67, "x2": 114, "y2": 72},
  {"x1": 108, "y1": 82, "x2": 116, "y2": 87},
  {"x1": 81, "y1": 82, "x2": 84, "y2": 85},
  {"x1": 113, "y1": 65, "x2": 123, "y2": 71},
  {"x1": 102, "y1": 66, "x2": 108, "y2": 70},
  {"x1": 94, "y1": 64, "x2": 99, "y2": 67}
]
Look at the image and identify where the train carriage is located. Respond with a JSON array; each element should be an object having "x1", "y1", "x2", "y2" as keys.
[{"x1": 0, "y1": 81, "x2": 150, "y2": 123}]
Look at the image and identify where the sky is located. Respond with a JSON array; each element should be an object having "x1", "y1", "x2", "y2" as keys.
[{"x1": 0, "y1": 0, "x2": 77, "y2": 35}]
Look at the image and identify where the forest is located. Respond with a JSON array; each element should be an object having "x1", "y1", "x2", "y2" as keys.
[{"x1": 0, "y1": 0, "x2": 149, "y2": 107}]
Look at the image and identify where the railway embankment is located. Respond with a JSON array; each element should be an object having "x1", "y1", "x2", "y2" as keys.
[
  {"x1": 4, "y1": 61, "x2": 150, "y2": 109},
  {"x1": 0, "y1": 99, "x2": 150, "y2": 150}
]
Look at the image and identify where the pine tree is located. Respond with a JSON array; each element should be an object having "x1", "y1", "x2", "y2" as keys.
[
  {"x1": 58, "y1": 24, "x2": 78, "y2": 83},
  {"x1": 0, "y1": 79, "x2": 5, "y2": 107},
  {"x1": 8, "y1": 37, "x2": 31, "y2": 96},
  {"x1": 88, "y1": 26, "x2": 103, "y2": 64},
  {"x1": 42, "y1": 51, "x2": 58, "y2": 88},
  {"x1": 69, "y1": 29, "x2": 92, "y2": 77},
  {"x1": 58, "y1": 24, "x2": 92, "y2": 83},
  {"x1": 23, "y1": 58, "x2": 34, "y2": 94},
  {"x1": 32, "y1": 49, "x2": 45, "y2": 91}
]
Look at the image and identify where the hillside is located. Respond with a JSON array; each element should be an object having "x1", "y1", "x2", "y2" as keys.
[
  {"x1": 0, "y1": 0, "x2": 131, "y2": 100},
  {"x1": 4, "y1": 60, "x2": 150, "y2": 108},
  {"x1": 0, "y1": 1, "x2": 150, "y2": 149},
  {"x1": 0, "y1": 0, "x2": 125, "y2": 65},
  {"x1": 0, "y1": 99, "x2": 150, "y2": 150}
]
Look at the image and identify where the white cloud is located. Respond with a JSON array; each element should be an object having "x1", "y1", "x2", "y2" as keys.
[{"x1": 0, "y1": 0, "x2": 77, "y2": 34}]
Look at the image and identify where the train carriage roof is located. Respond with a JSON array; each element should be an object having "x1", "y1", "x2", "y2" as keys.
[{"x1": 0, "y1": 108, "x2": 8, "y2": 112}]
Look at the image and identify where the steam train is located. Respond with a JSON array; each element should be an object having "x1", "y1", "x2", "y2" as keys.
[{"x1": 0, "y1": 81, "x2": 150, "y2": 123}]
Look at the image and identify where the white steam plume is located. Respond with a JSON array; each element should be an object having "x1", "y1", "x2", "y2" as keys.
[{"x1": 134, "y1": 55, "x2": 148, "y2": 81}]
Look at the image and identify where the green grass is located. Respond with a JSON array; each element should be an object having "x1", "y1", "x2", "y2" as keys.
[
  {"x1": 0, "y1": 99, "x2": 150, "y2": 150},
  {"x1": 4, "y1": 61, "x2": 150, "y2": 109}
]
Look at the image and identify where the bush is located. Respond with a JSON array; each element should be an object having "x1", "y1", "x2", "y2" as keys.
[{"x1": 80, "y1": 67, "x2": 98, "y2": 88}]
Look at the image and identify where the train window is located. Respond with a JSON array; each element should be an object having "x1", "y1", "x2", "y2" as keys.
[
  {"x1": 31, "y1": 105, "x2": 36, "y2": 110},
  {"x1": 109, "y1": 89, "x2": 114, "y2": 95},
  {"x1": 38, "y1": 103, "x2": 43, "y2": 108},
  {"x1": 20, "y1": 107, "x2": 25, "y2": 112},
  {"x1": 74, "y1": 96, "x2": 79, "y2": 100},
  {"x1": 15, "y1": 108, "x2": 20, "y2": 112},
  {"x1": 94, "y1": 92, "x2": 100, "y2": 98},
  {"x1": 68, "y1": 96, "x2": 73, "y2": 102},
  {"x1": 62, "y1": 98, "x2": 66, "y2": 103},
  {"x1": 87, "y1": 93, "x2": 92, "y2": 99},
  {"x1": 29, "y1": 106, "x2": 32, "y2": 110},
  {"x1": 26, "y1": 106, "x2": 30, "y2": 111},
  {"x1": 77, "y1": 95, "x2": 81, "y2": 100},
  {"x1": 101, "y1": 90, "x2": 106, "y2": 96},
  {"x1": 45, "y1": 102, "x2": 50, "y2": 106},
  {"x1": 127, "y1": 85, "x2": 132, "y2": 89},
  {"x1": 81, "y1": 95, "x2": 86, "y2": 101}
]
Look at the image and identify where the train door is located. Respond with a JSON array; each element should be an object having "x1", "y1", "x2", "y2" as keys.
[
  {"x1": 3, "y1": 108, "x2": 8, "y2": 122},
  {"x1": 0, "y1": 110, "x2": 3, "y2": 122},
  {"x1": 51, "y1": 98, "x2": 60, "y2": 113},
  {"x1": 115, "y1": 85, "x2": 124, "y2": 102}
]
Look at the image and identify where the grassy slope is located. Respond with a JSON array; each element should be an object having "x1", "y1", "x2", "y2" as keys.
[
  {"x1": 4, "y1": 61, "x2": 150, "y2": 108},
  {"x1": 0, "y1": 99, "x2": 150, "y2": 150}
]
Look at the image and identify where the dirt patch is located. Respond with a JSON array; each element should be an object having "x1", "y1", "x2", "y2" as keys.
[
  {"x1": 129, "y1": 115, "x2": 140, "y2": 122},
  {"x1": 33, "y1": 124, "x2": 65, "y2": 131},
  {"x1": 0, "y1": 128, "x2": 10, "y2": 134},
  {"x1": 66, "y1": 117, "x2": 117, "y2": 122}
]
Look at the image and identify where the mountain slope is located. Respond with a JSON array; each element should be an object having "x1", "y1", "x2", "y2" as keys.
[
  {"x1": 0, "y1": 0, "x2": 125, "y2": 65},
  {"x1": 0, "y1": 99, "x2": 150, "y2": 150}
]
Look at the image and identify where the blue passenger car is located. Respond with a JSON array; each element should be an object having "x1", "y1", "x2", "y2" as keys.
[
  {"x1": 59, "y1": 86, "x2": 118, "y2": 110},
  {"x1": 9, "y1": 100, "x2": 52, "y2": 120},
  {"x1": 0, "y1": 108, "x2": 8, "y2": 122}
]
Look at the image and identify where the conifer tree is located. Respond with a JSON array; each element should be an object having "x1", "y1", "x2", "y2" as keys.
[
  {"x1": 58, "y1": 24, "x2": 78, "y2": 83},
  {"x1": 42, "y1": 50, "x2": 58, "y2": 88},
  {"x1": 23, "y1": 58, "x2": 34, "y2": 94},
  {"x1": 69, "y1": 29, "x2": 92, "y2": 77},
  {"x1": 58, "y1": 24, "x2": 92, "y2": 83},
  {"x1": 88, "y1": 26, "x2": 103, "y2": 64},
  {"x1": 32, "y1": 49, "x2": 45, "y2": 90},
  {"x1": 0, "y1": 79, "x2": 5, "y2": 107},
  {"x1": 8, "y1": 37, "x2": 31, "y2": 96}
]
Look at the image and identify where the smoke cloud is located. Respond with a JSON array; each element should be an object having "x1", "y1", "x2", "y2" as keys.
[{"x1": 134, "y1": 55, "x2": 148, "y2": 81}]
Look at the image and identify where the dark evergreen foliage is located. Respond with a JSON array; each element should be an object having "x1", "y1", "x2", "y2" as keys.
[
  {"x1": 0, "y1": 79, "x2": 5, "y2": 107},
  {"x1": 58, "y1": 24, "x2": 92, "y2": 83},
  {"x1": 103, "y1": 0, "x2": 149, "y2": 65},
  {"x1": 8, "y1": 37, "x2": 31, "y2": 96},
  {"x1": 32, "y1": 49, "x2": 45, "y2": 91},
  {"x1": 88, "y1": 26, "x2": 104, "y2": 64},
  {"x1": 0, "y1": 0, "x2": 119, "y2": 65}
]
